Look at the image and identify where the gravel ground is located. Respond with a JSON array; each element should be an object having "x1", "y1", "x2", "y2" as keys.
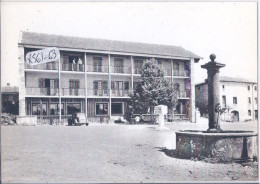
[{"x1": 1, "y1": 119, "x2": 259, "y2": 183}]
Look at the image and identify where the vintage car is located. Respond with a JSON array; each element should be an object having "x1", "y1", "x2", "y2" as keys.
[{"x1": 68, "y1": 113, "x2": 88, "y2": 126}]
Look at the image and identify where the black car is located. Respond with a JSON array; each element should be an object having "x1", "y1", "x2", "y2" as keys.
[{"x1": 68, "y1": 113, "x2": 88, "y2": 126}]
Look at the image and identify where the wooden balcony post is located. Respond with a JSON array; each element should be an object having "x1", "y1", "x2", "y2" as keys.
[
  {"x1": 84, "y1": 52, "x2": 88, "y2": 120},
  {"x1": 108, "y1": 54, "x2": 111, "y2": 119},
  {"x1": 58, "y1": 58, "x2": 61, "y2": 122}
]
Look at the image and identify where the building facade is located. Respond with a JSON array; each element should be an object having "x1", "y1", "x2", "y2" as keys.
[
  {"x1": 18, "y1": 32, "x2": 201, "y2": 124},
  {"x1": 1, "y1": 83, "x2": 19, "y2": 115},
  {"x1": 195, "y1": 76, "x2": 258, "y2": 122}
]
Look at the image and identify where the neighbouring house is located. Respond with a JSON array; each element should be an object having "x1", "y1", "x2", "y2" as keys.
[
  {"x1": 1, "y1": 83, "x2": 19, "y2": 115},
  {"x1": 195, "y1": 76, "x2": 258, "y2": 122},
  {"x1": 18, "y1": 31, "x2": 201, "y2": 124}
]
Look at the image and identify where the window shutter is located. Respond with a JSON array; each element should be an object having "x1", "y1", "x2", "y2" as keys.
[
  {"x1": 93, "y1": 81, "x2": 98, "y2": 90},
  {"x1": 39, "y1": 78, "x2": 44, "y2": 88},
  {"x1": 124, "y1": 81, "x2": 129, "y2": 90}
]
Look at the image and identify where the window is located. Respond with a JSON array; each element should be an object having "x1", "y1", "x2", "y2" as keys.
[
  {"x1": 124, "y1": 81, "x2": 129, "y2": 90},
  {"x1": 222, "y1": 96, "x2": 226, "y2": 107},
  {"x1": 233, "y1": 97, "x2": 237, "y2": 104},
  {"x1": 255, "y1": 97, "x2": 258, "y2": 104},
  {"x1": 111, "y1": 103, "x2": 123, "y2": 115},
  {"x1": 67, "y1": 103, "x2": 81, "y2": 115},
  {"x1": 248, "y1": 86, "x2": 250, "y2": 91},
  {"x1": 32, "y1": 103, "x2": 47, "y2": 115},
  {"x1": 93, "y1": 81, "x2": 108, "y2": 96},
  {"x1": 96, "y1": 103, "x2": 108, "y2": 115},
  {"x1": 69, "y1": 80, "x2": 80, "y2": 95},
  {"x1": 222, "y1": 85, "x2": 225, "y2": 90},
  {"x1": 134, "y1": 59, "x2": 143, "y2": 74},
  {"x1": 255, "y1": 86, "x2": 257, "y2": 91},
  {"x1": 93, "y1": 57, "x2": 102, "y2": 72},
  {"x1": 173, "y1": 83, "x2": 180, "y2": 91},
  {"x1": 248, "y1": 97, "x2": 251, "y2": 104},
  {"x1": 114, "y1": 58, "x2": 124, "y2": 73},
  {"x1": 248, "y1": 110, "x2": 251, "y2": 116},
  {"x1": 50, "y1": 103, "x2": 64, "y2": 115}
]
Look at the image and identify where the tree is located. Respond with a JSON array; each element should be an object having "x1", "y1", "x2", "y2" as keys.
[{"x1": 127, "y1": 58, "x2": 178, "y2": 123}]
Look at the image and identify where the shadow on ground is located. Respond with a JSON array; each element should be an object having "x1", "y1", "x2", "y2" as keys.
[{"x1": 155, "y1": 146, "x2": 258, "y2": 167}]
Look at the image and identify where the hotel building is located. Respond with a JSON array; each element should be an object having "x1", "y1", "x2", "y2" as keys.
[{"x1": 18, "y1": 32, "x2": 201, "y2": 124}]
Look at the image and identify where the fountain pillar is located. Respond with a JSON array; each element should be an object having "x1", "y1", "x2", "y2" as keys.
[{"x1": 201, "y1": 54, "x2": 225, "y2": 131}]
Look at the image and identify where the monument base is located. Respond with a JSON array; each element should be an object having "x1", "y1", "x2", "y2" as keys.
[{"x1": 175, "y1": 130, "x2": 258, "y2": 163}]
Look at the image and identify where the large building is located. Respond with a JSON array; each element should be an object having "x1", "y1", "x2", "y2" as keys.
[
  {"x1": 195, "y1": 76, "x2": 258, "y2": 122},
  {"x1": 1, "y1": 83, "x2": 19, "y2": 115},
  {"x1": 18, "y1": 32, "x2": 201, "y2": 124}
]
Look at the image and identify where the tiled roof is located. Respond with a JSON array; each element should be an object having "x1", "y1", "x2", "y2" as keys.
[
  {"x1": 1, "y1": 86, "x2": 19, "y2": 93},
  {"x1": 19, "y1": 32, "x2": 202, "y2": 59},
  {"x1": 220, "y1": 76, "x2": 257, "y2": 84},
  {"x1": 196, "y1": 76, "x2": 257, "y2": 86}
]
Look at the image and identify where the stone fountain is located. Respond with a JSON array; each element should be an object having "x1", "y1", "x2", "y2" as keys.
[{"x1": 175, "y1": 54, "x2": 258, "y2": 163}]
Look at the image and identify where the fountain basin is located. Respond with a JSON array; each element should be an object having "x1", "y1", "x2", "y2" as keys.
[{"x1": 175, "y1": 130, "x2": 258, "y2": 163}]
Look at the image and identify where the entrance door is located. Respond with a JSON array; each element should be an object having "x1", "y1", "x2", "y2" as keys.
[{"x1": 231, "y1": 110, "x2": 239, "y2": 122}]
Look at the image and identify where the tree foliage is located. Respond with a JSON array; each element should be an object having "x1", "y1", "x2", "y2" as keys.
[{"x1": 126, "y1": 58, "x2": 179, "y2": 123}]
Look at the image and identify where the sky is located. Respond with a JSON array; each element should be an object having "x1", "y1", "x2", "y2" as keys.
[{"x1": 1, "y1": 2, "x2": 257, "y2": 86}]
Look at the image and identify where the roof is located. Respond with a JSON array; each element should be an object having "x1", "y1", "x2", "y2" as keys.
[
  {"x1": 220, "y1": 76, "x2": 257, "y2": 84},
  {"x1": 19, "y1": 32, "x2": 202, "y2": 60},
  {"x1": 195, "y1": 76, "x2": 257, "y2": 86},
  {"x1": 1, "y1": 86, "x2": 19, "y2": 93}
]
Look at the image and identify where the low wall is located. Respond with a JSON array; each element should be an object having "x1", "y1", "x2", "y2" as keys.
[
  {"x1": 16, "y1": 115, "x2": 37, "y2": 126},
  {"x1": 176, "y1": 131, "x2": 258, "y2": 162}
]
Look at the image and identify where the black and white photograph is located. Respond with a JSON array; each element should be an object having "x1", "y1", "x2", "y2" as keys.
[{"x1": 1, "y1": 1, "x2": 258, "y2": 183}]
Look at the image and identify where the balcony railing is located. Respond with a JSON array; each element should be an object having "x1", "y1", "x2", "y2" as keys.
[
  {"x1": 26, "y1": 88, "x2": 84, "y2": 96},
  {"x1": 61, "y1": 88, "x2": 85, "y2": 96},
  {"x1": 110, "y1": 66, "x2": 131, "y2": 74},
  {"x1": 179, "y1": 91, "x2": 190, "y2": 98},
  {"x1": 87, "y1": 89, "x2": 109, "y2": 96},
  {"x1": 87, "y1": 65, "x2": 108, "y2": 73},
  {"x1": 111, "y1": 89, "x2": 130, "y2": 97},
  {"x1": 26, "y1": 87, "x2": 59, "y2": 96},
  {"x1": 25, "y1": 63, "x2": 59, "y2": 70},
  {"x1": 173, "y1": 70, "x2": 190, "y2": 77},
  {"x1": 62, "y1": 64, "x2": 85, "y2": 72},
  {"x1": 133, "y1": 67, "x2": 142, "y2": 74}
]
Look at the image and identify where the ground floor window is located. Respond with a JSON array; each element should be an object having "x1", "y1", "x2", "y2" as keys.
[
  {"x1": 111, "y1": 103, "x2": 123, "y2": 115},
  {"x1": 50, "y1": 103, "x2": 64, "y2": 115},
  {"x1": 96, "y1": 103, "x2": 108, "y2": 115},
  {"x1": 32, "y1": 103, "x2": 47, "y2": 115},
  {"x1": 67, "y1": 103, "x2": 81, "y2": 115}
]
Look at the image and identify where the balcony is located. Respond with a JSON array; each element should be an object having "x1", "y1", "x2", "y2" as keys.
[
  {"x1": 26, "y1": 88, "x2": 85, "y2": 96},
  {"x1": 111, "y1": 89, "x2": 130, "y2": 97},
  {"x1": 26, "y1": 87, "x2": 59, "y2": 96},
  {"x1": 87, "y1": 65, "x2": 108, "y2": 73},
  {"x1": 173, "y1": 70, "x2": 190, "y2": 77},
  {"x1": 25, "y1": 63, "x2": 59, "y2": 70},
  {"x1": 62, "y1": 64, "x2": 85, "y2": 72},
  {"x1": 111, "y1": 66, "x2": 131, "y2": 74},
  {"x1": 87, "y1": 89, "x2": 109, "y2": 97},
  {"x1": 179, "y1": 91, "x2": 190, "y2": 98},
  {"x1": 61, "y1": 88, "x2": 85, "y2": 96}
]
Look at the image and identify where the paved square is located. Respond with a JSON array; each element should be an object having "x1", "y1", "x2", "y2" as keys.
[{"x1": 1, "y1": 120, "x2": 258, "y2": 182}]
